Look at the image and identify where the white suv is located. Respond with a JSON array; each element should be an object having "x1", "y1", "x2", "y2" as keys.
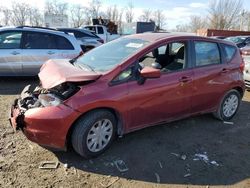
[{"x1": 0, "y1": 26, "x2": 82, "y2": 76}]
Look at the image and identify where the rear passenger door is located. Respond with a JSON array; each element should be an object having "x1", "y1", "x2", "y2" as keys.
[
  {"x1": 191, "y1": 40, "x2": 229, "y2": 113},
  {"x1": 0, "y1": 31, "x2": 23, "y2": 75},
  {"x1": 21, "y1": 31, "x2": 59, "y2": 75}
]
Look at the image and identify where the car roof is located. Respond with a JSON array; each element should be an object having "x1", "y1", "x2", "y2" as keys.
[
  {"x1": 0, "y1": 26, "x2": 68, "y2": 36},
  {"x1": 227, "y1": 36, "x2": 250, "y2": 38},
  {"x1": 58, "y1": 28, "x2": 100, "y2": 37},
  {"x1": 124, "y1": 32, "x2": 235, "y2": 45},
  {"x1": 59, "y1": 28, "x2": 90, "y2": 32}
]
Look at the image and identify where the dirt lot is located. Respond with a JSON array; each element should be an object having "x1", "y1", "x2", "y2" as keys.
[{"x1": 0, "y1": 77, "x2": 250, "y2": 188}]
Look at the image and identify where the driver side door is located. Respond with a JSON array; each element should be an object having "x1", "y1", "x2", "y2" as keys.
[{"x1": 125, "y1": 40, "x2": 194, "y2": 132}]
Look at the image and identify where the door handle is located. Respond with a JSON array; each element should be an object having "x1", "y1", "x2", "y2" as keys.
[
  {"x1": 221, "y1": 68, "x2": 229, "y2": 73},
  {"x1": 11, "y1": 51, "x2": 20, "y2": 55},
  {"x1": 179, "y1": 76, "x2": 192, "y2": 83},
  {"x1": 47, "y1": 51, "x2": 55, "y2": 55}
]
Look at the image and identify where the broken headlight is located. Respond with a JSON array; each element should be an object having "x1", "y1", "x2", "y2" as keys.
[{"x1": 38, "y1": 94, "x2": 62, "y2": 107}]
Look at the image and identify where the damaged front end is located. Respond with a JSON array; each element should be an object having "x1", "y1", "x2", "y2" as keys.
[{"x1": 9, "y1": 82, "x2": 80, "y2": 131}]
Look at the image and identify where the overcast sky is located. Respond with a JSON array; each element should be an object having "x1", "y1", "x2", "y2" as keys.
[{"x1": 3, "y1": 0, "x2": 250, "y2": 29}]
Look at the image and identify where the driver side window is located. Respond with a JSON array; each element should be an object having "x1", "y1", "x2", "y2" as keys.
[{"x1": 139, "y1": 41, "x2": 186, "y2": 72}]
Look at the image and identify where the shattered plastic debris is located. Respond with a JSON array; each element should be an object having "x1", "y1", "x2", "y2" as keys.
[
  {"x1": 64, "y1": 163, "x2": 69, "y2": 169},
  {"x1": 223, "y1": 121, "x2": 234, "y2": 125},
  {"x1": 154, "y1": 172, "x2": 161, "y2": 183},
  {"x1": 210, "y1": 161, "x2": 219, "y2": 166},
  {"x1": 158, "y1": 161, "x2": 163, "y2": 169},
  {"x1": 171, "y1": 152, "x2": 180, "y2": 157},
  {"x1": 171, "y1": 153, "x2": 187, "y2": 160},
  {"x1": 181, "y1": 155, "x2": 187, "y2": 160},
  {"x1": 39, "y1": 161, "x2": 59, "y2": 169},
  {"x1": 114, "y1": 160, "x2": 129, "y2": 172},
  {"x1": 193, "y1": 153, "x2": 219, "y2": 166},
  {"x1": 193, "y1": 154, "x2": 209, "y2": 163},
  {"x1": 184, "y1": 173, "x2": 191, "y2": 178}
]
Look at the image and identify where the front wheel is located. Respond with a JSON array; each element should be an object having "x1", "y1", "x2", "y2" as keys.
[
  {"x1": 71, "y1": 110, "x2": 116, "y2": 158},
  {"x1": 213, "y1": 89, "x2": 241, "y2": 121}
]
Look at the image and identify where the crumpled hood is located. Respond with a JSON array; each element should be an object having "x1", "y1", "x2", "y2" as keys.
[{"x1": 38, "y1": 59, "x2": 101, "y2": 89}]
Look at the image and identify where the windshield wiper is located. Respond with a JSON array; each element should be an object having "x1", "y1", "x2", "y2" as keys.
[
  {"x1": 75, "y1": 63, "x2": 96, "y2": 73},
  {"x1": 69, "y1": 51, "x2": 84, "y2": 64}
]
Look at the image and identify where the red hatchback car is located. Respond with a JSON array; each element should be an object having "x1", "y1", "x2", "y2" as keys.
[{"x1": 10, "y1": 33, "x2": 245, "y2": 158}]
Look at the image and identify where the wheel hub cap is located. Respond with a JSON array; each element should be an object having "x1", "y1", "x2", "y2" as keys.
[
  {"x1": 223, "y1": 94, "x2": 238, "y2": 118},
  {"x1": 86, "y1": 119, "x2": 113, "y2": 152}
]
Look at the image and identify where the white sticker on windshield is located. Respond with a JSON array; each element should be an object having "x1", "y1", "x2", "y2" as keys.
[{"x1": 126, "y1": 43, "x2": 143, "y2": 48}]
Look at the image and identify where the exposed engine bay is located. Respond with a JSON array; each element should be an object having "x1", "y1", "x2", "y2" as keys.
[{"x1": 18, "y1": 82, "x2": 80, "y2": 111}]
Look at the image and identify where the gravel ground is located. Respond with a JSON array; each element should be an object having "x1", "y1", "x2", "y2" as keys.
[{"x1": 0, "y1": 77, "x2": 250, "y2": 188}]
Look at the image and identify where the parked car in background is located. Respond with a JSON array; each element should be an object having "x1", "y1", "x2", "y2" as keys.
[
  {"x1": 243, "y1": 55, "x2": 250, "y2": 90},
  {"x1": 57, "y1": 28, "x2": 103, "y2": 52},
  {"x1": 225, "y1": 36, "x2": 250, "y2": 48},
  {"x1": 240, "y1": 45, "x2": 250, "y2": 56},
  {"x1": 0, "y1": 26, "x2": 81, "y2": 76},
  {"x1": 10, "y1": 33, "x2": 245, "y2": 158},
  {"x1": 84, "y1": 25, "x2": 120, "y2": 43},
  {"x1": 210, "y1": 36, "x2": 226, "y2": 39}
]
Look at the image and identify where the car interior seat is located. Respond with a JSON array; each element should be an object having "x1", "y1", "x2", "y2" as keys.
[{"x1": 165, "y1": 46, "x2": 185, "y2": 71}]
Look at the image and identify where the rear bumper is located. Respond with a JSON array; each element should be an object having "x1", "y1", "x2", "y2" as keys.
[{"x1": 9, "y1": 99, "x2": 81, "y2": 150}]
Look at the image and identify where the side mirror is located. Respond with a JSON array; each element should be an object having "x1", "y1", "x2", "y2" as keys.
[{"x1": 140, "y1": 66, "x2": 161, "y2": 79}]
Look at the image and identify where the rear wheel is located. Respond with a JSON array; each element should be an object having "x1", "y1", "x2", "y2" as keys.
[
  {"x1": 71, "y1": 110, "x2": 116, "y2": 158},
  {"x1": 213, "y1": 89, "x2": 241, "y2": 121}
]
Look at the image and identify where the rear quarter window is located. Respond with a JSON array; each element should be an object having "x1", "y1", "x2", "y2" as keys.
[
  {"x1": 55, "y1": 35, "x2": 74, "y2": 50},
  {"x1": 194, "y1": 41, "x2": 221, "y2": 67},
  {"x1": 222, "y1": 44, "x2": 237, "y2": 62}
]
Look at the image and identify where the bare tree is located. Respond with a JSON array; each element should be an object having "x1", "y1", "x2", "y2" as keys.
[
  {"x1": 105, "y1": 5, "x2": 119, "y2": 22},
  {"x1": 45, "y1": 0, "x2": 68, "y2": 15},
  {"x1": 125, "y1": 2, "x2": 134, "y2": 23},
  {"x1": 153, "y1": 10, "x2": 166, "y2": 30},
  {"x1": 11, "y1": 3, "x2": 31, "y2": 26},
  {"x1": 139, "y1": 9, "x2": 152, "y2": 22},
  {"x1": 188, "y1": 15, "x2": 206, "y2": 32},
  {"x1": 28, "y1": 7, "x2": 43, "y2": 26},
  {"x1": 208, "y1": 0, "x2": 243, "y2": 29},
  {"x1": 0, "y1": 7, "x2": 12, "y2": 26},
  {"x1": 89, "y1": 0, "x2": 101, "y2": 18},
  {"x1": 176, "y1": 24, "x2": 189, "y2": 32},
  {"x1": 117, "y1": 8, "x2": 124, "y2": 33},
  {"x1": 70, "y1": 4, "x2": 86, "y2": 27},
  {"x1": 239, "y1": 10, "x2": 250, "y2": 31}
]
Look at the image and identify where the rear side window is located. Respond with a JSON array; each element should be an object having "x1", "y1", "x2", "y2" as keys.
[
  {"x1": 75, "y1": 30, "x2": 98, "y2": 38},
  {"x1": 23, "y1": 32, "x2": 57, "y2": 49},
  {"x1": 97, "y1": 27, "x2": 104, "y2": 34},
  {"x1": 85, "y1": 26, "x2": 96, "y2": 33},
  {"x1": 194, "y1": 41, "x2": 221, "y2": 67},
  {"x1": 222, "y1": 44, "x2": 236, "y2": 62},
  {"x1": 0, "y1": 31, "x2": 22, "y2": 49},
  {"x1": 55, "y1": 35, "x2": 74, "y2": 50}
]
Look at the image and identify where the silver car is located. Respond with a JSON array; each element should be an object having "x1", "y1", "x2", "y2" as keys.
[
  {"x1": 243, "y1": 55, "x2": 250, "y2": 90},
  {"x1": 0, "y1": 26, "x2": 82, "y2": 76}
]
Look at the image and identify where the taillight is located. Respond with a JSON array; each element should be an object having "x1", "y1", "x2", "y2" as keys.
[{"x1": 97, "y1": 39, "x2": 104, "y2": 44}]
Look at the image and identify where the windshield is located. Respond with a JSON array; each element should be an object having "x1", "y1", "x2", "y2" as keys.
[
  {"x1": 75, "y1": 38, "x2": 149, "y2": 72},
  {"x1": 225, "y1": 37, "x2": 246, "y2": 44}
]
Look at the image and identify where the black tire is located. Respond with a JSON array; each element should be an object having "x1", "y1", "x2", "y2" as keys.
[
  {"x1": 71, "y1": 110, "x2": 116, "y2": 158},
  {"x1": 213, "y1": 89, "x2": 241, "y2": 121}
]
